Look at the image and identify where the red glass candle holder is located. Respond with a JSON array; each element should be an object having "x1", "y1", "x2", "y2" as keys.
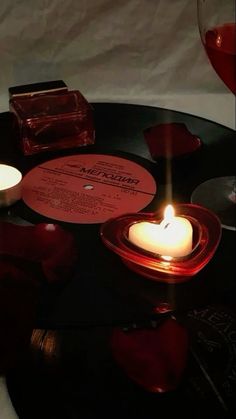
[
  {"x1": 10, "y1": 89, "x2": 95, "y2": 155},
  {"x1": 100, "y1": 204, "x2": 221, "y2": 284}
]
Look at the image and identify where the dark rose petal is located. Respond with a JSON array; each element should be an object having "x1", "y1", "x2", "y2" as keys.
[
  {"x1": 0, "y1": 261, "x2": 39, "y2": 374},
  {"x1": 144, "y1": 123, "x2": 201, "y2": 159},
  {"x1": 33, "y1": 224, "x2": 77, "y2": 282},
  {"x1": 0, "y1": 222, "x2": 77, "y2": 283},
  {"x1": 111, "y1": 318, "x2": 189, "y2": 392},
  {"x1": 0, "y1": 222, "x2": 77, "y2": 373}
]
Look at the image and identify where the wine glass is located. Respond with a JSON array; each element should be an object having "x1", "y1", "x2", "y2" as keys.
[{"x1": 191, "y1": 0, "x2": 236, "y2": 231}]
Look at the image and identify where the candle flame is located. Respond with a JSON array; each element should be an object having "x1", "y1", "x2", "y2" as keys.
[{"x1": 164, "y1": 204, "x2": 174, "y2": 221}]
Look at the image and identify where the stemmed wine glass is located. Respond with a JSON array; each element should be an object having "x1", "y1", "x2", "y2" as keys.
[{"x1": 191, "y1": 0, "x2": 236, "y2": 231}]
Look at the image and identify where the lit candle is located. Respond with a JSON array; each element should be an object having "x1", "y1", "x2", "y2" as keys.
[
  {"x1": 0, "y1": 164, "x2": 22, "y2": 207},
  {"x1": 128, "y1": 205, "x2": 193, "y2": 258}
]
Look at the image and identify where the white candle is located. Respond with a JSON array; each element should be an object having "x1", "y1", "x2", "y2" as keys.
[
  {"x1": 0, "y1": 164, "x2": 22, "y2": 207},
  {"x1": 128, "y1": 205, "x2": 193, "y2": 258}
]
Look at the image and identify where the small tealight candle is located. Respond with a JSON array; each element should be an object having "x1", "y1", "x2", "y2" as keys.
[
  {"x1": 0, "y1": 164, "x2": 22, "y2": 207},
  {"x1": 128, "y1": 205, "x2": 193, "y2": 258}
]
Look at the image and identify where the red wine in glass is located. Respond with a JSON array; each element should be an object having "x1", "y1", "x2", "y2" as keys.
[
  {"x1": 204, "y1": 23, "x2": 236, "y2": 94},
  {"x1": 191, "y1": 0, "x2": 236, "y2": 231}
]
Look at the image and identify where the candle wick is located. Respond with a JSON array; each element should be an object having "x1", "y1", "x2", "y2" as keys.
[{"x1": 164, "y1": 222, "x2": 170, "y2": 229}]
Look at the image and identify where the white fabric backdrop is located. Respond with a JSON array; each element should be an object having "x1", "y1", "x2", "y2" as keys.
[
  {"x1": 0, "y1": 377, "x2": 18, "y2": 419},
  {"x1": 0, "y1": 0, "x2": 235, "y2": 128},
  {"x1": 0, "y1": 1, "x2": 235, "y2": 417}
]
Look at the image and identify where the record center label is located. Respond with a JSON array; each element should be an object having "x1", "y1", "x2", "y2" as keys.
[{"x1": 22, "y1": 154, "x2": 157, "y2": 223}]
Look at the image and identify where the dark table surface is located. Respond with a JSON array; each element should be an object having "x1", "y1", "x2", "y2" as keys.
[{"x1": 0, "y1": 103, "x2": 236, "y2": 419}]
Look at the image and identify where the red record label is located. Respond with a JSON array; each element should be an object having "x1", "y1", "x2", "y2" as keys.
[{"x1": 22, "y1": 154, "x2": 157, "y2": 223}]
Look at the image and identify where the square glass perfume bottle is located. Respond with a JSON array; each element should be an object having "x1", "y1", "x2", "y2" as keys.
[{"x1": 9, "y1": 81, "x2": 95, "y2": 155}]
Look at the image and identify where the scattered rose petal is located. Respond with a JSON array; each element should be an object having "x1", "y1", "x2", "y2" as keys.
[
  {"x1": 0, "y1": 260, "x2": 39, "y2": 374},
  {"x1": 0, "y1": 221, "x2": 77, "y2": 373},
  {"x1": 0, "y1": 222, "x2": 77, "y2": 283},
  {"x1": 111, "y1": 318, "x2": 189, "y2": 392},
  {"x1": 144, "y1": 123, "x2": 201, "y2": 159}
]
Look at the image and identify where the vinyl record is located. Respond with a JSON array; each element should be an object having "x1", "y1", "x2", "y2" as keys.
[
  {"x1": 184, "y1": 305, "x2": 236, "y2": 415},
  {"x1": 22, "y1": 154, "x2": 157, "y2": 224}
]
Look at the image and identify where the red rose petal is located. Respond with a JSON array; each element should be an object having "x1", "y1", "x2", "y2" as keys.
[
  {"x1": 0, "y1": 260, "x2": 39, "y2": 374},
  {"x1": 0, "y1": 222, "x2": 77, "y2": 283},
  {"x1": 144, "y1": 123, "x2": 201, "y2": 159},
  {"x1": 111, "y1": 318, "x2": 189, "y2": 392},
  {"x1": 0, "y1": 222, "x2": 77, "y2": 373}
]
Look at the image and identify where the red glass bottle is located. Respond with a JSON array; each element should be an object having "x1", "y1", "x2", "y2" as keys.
[{"x1": 9, "y1": 82, "x2": 95, "y2": 155}]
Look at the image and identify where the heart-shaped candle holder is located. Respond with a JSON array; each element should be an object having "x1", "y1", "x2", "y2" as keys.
[{"x1": 100, "y1": 204, "x2": 221, "y2": 283}]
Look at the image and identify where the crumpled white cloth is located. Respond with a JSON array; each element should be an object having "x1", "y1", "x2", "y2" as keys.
[{"x1": 0, "y1": 0, "x2": 234, "y2": 128}]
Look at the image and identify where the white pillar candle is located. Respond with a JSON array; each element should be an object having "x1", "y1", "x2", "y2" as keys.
[
  {"x1": 128, "y1": 205, "x2": 193, "y2": 258},
  {"x1": 0, "y1": 164, "x2": 22, "y2": 207}
]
